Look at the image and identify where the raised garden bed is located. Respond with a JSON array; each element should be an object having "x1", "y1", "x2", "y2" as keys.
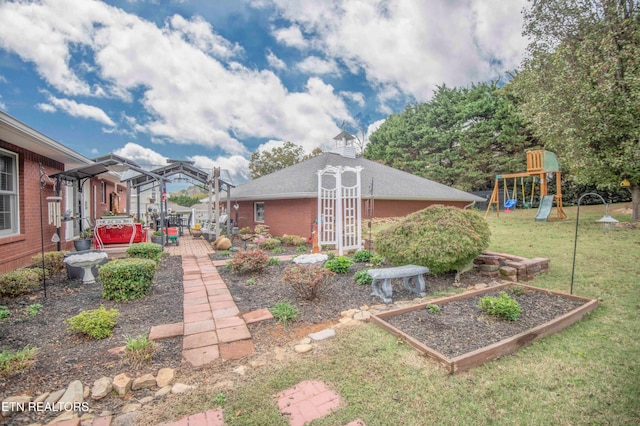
[{"x1": 372, "y1": 283, "x2": 598, "y2": 373}]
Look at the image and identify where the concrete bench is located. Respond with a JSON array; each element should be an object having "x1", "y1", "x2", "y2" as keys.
[{"x1": 367, "y1": 265, "x2": 430, "y2": 304}]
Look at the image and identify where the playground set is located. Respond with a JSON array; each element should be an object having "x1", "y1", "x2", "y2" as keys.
[{"x1": 485, "y1": 150, "x2": 567, "y2": 221}]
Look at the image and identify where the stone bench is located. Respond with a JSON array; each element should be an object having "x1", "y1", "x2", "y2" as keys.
[{"x1": 367, "y1": 265, "x2": 430, "y2": 304}]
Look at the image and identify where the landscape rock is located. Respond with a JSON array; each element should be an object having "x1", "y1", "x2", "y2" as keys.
[
  {"x1": 299, "y1": 337, "x2": 311, "y2": 345},
  {"x1": 131, "y1": 374, "x2": 156, "y2": 391},
  {"x1": 155, "y1": 368, "x2": 175, "y2": 388},
  {"x1": 120, "y1": 403, "x2": 141, "y2": 414},
  {"x1": 1, "y1": 395, "x2": 32, "y2": 417},
  {"x1": 308, "y1": 328, "x2": 336, "y2": 341},
  {"x1": 340, "y1": 309, "x2": 358, "y2": 318},
  {"x1": 112, "y1": 373, "x2": 132, "y2": 397},
  {"x1": 292, "y1": 254, "x2": 328, "y2": 265},
  {"x1": 171, "y1": 383, "x2": 194, "y2": 394},
  {"x1": 49, "y1": 411, "x2": 78, "y2": 424},
  {"x1": 34, "y1": 392, "x2": 50, "y2": 403},
  {"x1": 294, "y1": 344, "x2": 313, "y2": 354},
  {"x1": 154, "y1": 386, "x2": 172, "y2": 398},
  {"x1": 353, "y1": 311, "x2": 371, "y2": 321},
  {"x1": 216, "y1": 237, "x2": 232, "y2": 250},
  {"x1": 45, "y1": 389, "x2": 65, "y2": 405},
  {"x1": 91, "y1": 377, "x2": 113, "y2": 400},
  {"x1": 112, "y1": 412, "x2": 140, "y2": 426},
  {"x1": 57, "y1": 380, "x2": 84, "y2": 407},
  {"x1": 138, "y1": 396, "x2": 154, "y2": 405}
]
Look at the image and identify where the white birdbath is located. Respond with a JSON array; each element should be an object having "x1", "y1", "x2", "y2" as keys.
[{"x1": 64, "y1": 252, "x2": 108, "y2": 284}]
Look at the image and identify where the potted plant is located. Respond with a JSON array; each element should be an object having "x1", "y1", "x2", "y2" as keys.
[
  {"x1": 151, "y1": 229, "x2": 164, "y2": 245},
  {"x1": 74, "y1": 229, "x2": 93, "y2": 251}
]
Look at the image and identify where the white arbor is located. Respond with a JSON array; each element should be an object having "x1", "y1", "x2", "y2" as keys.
[{"x1": 317, "y1": 165, "x2": 362, "y2": 255}]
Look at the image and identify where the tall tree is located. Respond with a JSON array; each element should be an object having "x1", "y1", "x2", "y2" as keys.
[
  {"x1": 249, "y1": 142, "x2": 322, "y2": 179},
  {"x1": 365, "y1": 81, "x2": 533, "y2": 192},
  {"x1": 511, "y1": 0, "x2": 640, "y2": 221}
]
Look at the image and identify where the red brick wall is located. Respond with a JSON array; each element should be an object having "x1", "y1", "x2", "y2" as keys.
[
  {"x1": 0, "y1": 140, "x2": 73, "y2": 274},
  {"x1": 235, "y1": 198, "x2": 468, "y2": 239}
]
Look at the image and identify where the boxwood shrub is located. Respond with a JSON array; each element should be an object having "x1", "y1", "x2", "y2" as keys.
[
  {"x1": 31, "y1": 251, "x2": 67, "y2": 274},
  {"x1": 99, "y1": 258, "x2": 157, "y2": 301},
  {"x1": 374, "y1": 205, "x2": 490, "y2": 275},
  {"x1": 126, "y1": 242, "x2": 164, "y2": 261},
  {"x1": 65, "y1": 305, "x2": 119, "y2": 339},
  {"x1": 0, "y1": 268, "x2": 45, "y2": 298}
]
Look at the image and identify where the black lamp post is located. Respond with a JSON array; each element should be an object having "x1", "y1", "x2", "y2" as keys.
[{"x1": 570, "y1": 192, "x2": 618, "y2": 294}]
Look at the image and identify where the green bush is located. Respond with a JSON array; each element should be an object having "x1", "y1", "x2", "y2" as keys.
[
  {"x1": 282, "y1": 234, "x2": 308, "y2": 246},
  {"x1": 324, "y1": 256, "x2": 354, "y2": 274},
  {"x1": 124, "y1": 334, "x2": 156, "y2": 367},
  {"x1": 32, "y1": 251, "x2": 67, "y2": 274},
  {"x1": 374, "y1": 205, "x2": 491, "y2": 275},
  {"x1": 0, "y1": 306, "x2": 9, "y2": 319},
  {"x1": 353, "y1": 250, "x2": 372, "y2": 263},
  {"x1": 126, "y1": 242, "x2": 164, "y2": 261},
  {"x1": 0, "y1": 345, "x2": 38, "y2": 377},
  {"x1": 370, "y1": 254, "x2": 385, "y2": 266},
  {"x1": 0, "y1": 268, "x2": 44, "y2": 298},
  {"x1": 282, "y1": 264, "x2": 335, "y2": 300},
  {"x1": 99, "y1": 258, "x2": 157, "y2": 301},
  {"x1": 478, "y1": 292, "x2": 522, "y2": 321},
  {"x1": 258, "y1": 238, "x2": 282, "y2": 250},
  {"x1": 268, "y1": 257, "x2": 282, "y2": 266},
  {"x1": 296, "y1": 245, "x2": 308, "y2": 253},
  {"x1": 353, "y1": 269, "x2": 373, "y2": 285},
  {"x1": 270, "y1": 300, "x2": 300, "y2": 327},
  {"x1": 65, "y1": 306, "x2": 119, "y2": 339},
  {"x1": 229, "y1": 249, "x2": 270, "y2": 273},
  {"x1": 26, "y1": 303, "x2": 42, "y2": 317}
]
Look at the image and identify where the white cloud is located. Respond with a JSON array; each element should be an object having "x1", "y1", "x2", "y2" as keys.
[
  {"x1": 188, "y1": 154, "x2": 250, "y2": 184},
  {"x1": 0, "y1": 74, "x2": 7, "y2": 84},
  {"x1": 114, "y1": 142, "x2": 168, "y2": 168},
  {"x1": 39, "y1": 96, "x2": 115, "y2": 126},
  {"x1": 168, "y1": 15, "x2": 243, "y2": 60},
  {"x1": 266, "y1": 49, "x2": 287, "y2": 70},
  {"x1": 340, "y1": 90, "x2": 365, "y2": 107},
  {"x1": 296, "y1": 56, "x2": 340, "y2": 76},
  {"x1": 266, "y1": 0, "x2": 527, "y2": 101},
  {"x1": 272, "y1": 24, "x2": 307, "y2": 49}
]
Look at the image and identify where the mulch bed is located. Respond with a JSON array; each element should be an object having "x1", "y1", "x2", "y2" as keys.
[
  {"x1": 0, "y1": 256, "x2": 183, "y2": 409},
  {"x1": 384, "y1": 288, "x2": 586, "y2": 358}
]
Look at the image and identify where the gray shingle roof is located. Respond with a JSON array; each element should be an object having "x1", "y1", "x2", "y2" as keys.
[{"x1": 231, "y1": 153, "x2": 484, "y2": 203}]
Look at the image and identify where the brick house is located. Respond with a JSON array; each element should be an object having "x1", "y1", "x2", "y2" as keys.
[
  {"x1": 230, "y1": 149, "x2": 485, "y2": 239},
  {"x1": 0, "y1": 112, "x2": 122, "y2": 273}
]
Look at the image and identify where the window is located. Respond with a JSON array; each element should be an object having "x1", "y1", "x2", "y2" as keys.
[
  {"x1": 0, "y1": 149, "x2": 19, "y2": 236},
  {"x1": 254, "y1": 202, "x2": 265, "y2": 223},
  {"x1": 100, "y1": 181, "x2": 106, "y2": 204}
]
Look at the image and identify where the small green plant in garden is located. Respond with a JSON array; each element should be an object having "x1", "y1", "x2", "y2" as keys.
[
  {"x1": 508, "y1": 285, "x2": 525, "y2": 296},
  {"x1": 270, "y1": 300, "x2": 300, "y2": 327},
  {"x1": 426, "y1": 304, "x2": 441, "y2": 313},
  {"x1": 246, "y1": 278, "x2": 257, "y2": 286},
  {"x1": 353, "y1": 249, "x2": 372, "y2": 262},
  {"x1": 268, "y1": 257, "x2": 281, "y2": 266},
  {"x1": 214, "y1": 392, "x2": 227, "y2": 406},
  {"x1": 324, "y1": 256, "x2": 354, "y2": 274},
  {"x1": 353, "y1": 269, "x2": 373, "y2": 285},
  {"x1": 478, "y1": 292, "x2": 522, "y2": 321},
  {"x1": 296, "y1": 245, "x2": 308, "y2": 253},
  {"x1": 326, "y1": 252, "x2": 336, "y2": 260},
  {"x1": 258, "y1": 238, "x2": 282, "y2": 250},
  {"x1": 65, "y1": 305, "x2": 119, "y2": 339},
  {"x1": 370, "y1": 254, "x2": 385, "y2": 266},
  {"x1": 0, "y1": 306, "x2": 10, "y2": 319},
  {"x1": 282, "y1": 234, "x2": 307, "y2": 246},
  {"x1": 126, "y1": 242, "x2": 164, "y2": 261},
  {"x1": 124, "y1": 334, "x2": 156, "y2": 367},
  {"x1": 26, "y1": 303, "x2": 43, "y2": 317},
  {"x1": 229, "y1": 249, "x2": 270, "y2": 273},
  {"x1": 0, "y1": 268, "x2": 45, "y2": 298},
  {"x1": 0, "y1": 345, "x2": 38, "y2": 377},
  {"x1": 99, "y1": 258, "x2": 157, "y2": 301},
  {"x1": 271, "y1": 247, "x2": 284, "y2": 254},
  {"x1": 219, "y1": 250, "x2": 230, "y2": 257}
]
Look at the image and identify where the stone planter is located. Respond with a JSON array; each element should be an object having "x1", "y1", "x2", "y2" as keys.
[
  {"x1": 64, "y1": 250, "x2": 107, "y2": 280},
  {"x1": 151, "y1": 236, "x2": 163, "y2": 245},
  {"x1": 73, "y1": 239, "x2": 93, "y2": 252}
]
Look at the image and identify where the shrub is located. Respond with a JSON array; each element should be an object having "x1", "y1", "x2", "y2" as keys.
[
  {"x1": 353, "y1": 269, "x2": 373, "y2": 285},
  {"x1": 478, "y1": 292, "x2": 522, "y2": 321},
  {"x1": 0, "y1": 306, "x2": 9, "y2": 319},
  {"x1": 0, "y1": 268, "x2": 44, "y2": 298},
  {"x1": 65, "y1": 306, "x2": 119, "y2": 339},
  {"x1": 268, "y1": 257, "x2": 282, "y2": 266},
  {"x1": 31, "y1": 251, "x2": 67, "y2": 274},
  {"x1": 271, "y1": 247, "x2": 284, "y2": 254},
  {"x1": 374, "y1": 205, "x2": 491, "y2": 275},
  {"x1": 238, "y1": 226, "x2": 253, "y2": 235},
  {"x1": 26, "y1": 303, "x2": 43, "y2": 317},
  {"x1": 324, "y1": 256, "x2": 354, "y2": 274},
  {"x1": 282, "y1": 264, "x2": 335, "y2": 300},
  {"x1": 370, "y1": 254, "x2": 385, "y2": 266},
  {"x1": 0, "y1": 345, "x2": 38, "y2": 377},
  {"x1": 353, "y1": 250, "x2": 372, "y2": 263},
  {"x1": 326, "y1": 252, "x2": 336, "y2": 261},
  {"x1": 99, "y1": 258, "x2": 157, "y2": 301},
  {"x1": 296, "y1": 245, "x2": 308, "y2": 253},
  {"x1": 270, "y1": 300, "x2": 300, "y2": 327},
  {"x1": 282, "y1": 234, "x2": 308, "y2": 246},
  {"x1": 126, "y1": 242, "x2": 164, "y2": 261},
  {"x1": 229, "y1": 249, "x2": 269, "y2": 273},
  {"x1": 259, "y1": 238, "x2": 282, "y2": 250},
  {"x1": 124, "y1": 334, "x2": 156, "y2": 367}
]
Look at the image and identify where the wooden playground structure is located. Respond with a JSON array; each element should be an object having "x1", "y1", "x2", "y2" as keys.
[{"x1": 485, "y1": 150, "x2": 567, "y2": 221}]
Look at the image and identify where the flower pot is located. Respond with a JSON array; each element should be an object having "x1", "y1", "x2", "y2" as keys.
[
  {"x1": 73, "y1": 239, "x2": 92, "y2": 251},
  {"x1": 151, "y1": 236, "x2": 163, "y2": 245}
]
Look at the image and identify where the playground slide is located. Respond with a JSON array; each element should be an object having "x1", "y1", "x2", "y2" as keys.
[{"x1": 535, "y1": 195, "x2": 555, "y2": 222}]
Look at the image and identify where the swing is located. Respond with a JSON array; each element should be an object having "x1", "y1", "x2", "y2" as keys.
[{"x1": 503, "y1": 178, "x2": 517, "y2": 211}]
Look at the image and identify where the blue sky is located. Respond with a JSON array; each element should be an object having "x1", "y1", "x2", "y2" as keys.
[{"x1": 0, "y1": 0, "x2": 528, "y2": 185}]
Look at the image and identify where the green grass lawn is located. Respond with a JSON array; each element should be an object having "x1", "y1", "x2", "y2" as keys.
[{"x1": 153, "y1": 203, "x2": 640, "y2": 425}]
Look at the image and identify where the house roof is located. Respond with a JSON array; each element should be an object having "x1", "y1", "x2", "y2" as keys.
[{"x1": 232, "y1": 152, "x2": 484, "y2": 203}]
